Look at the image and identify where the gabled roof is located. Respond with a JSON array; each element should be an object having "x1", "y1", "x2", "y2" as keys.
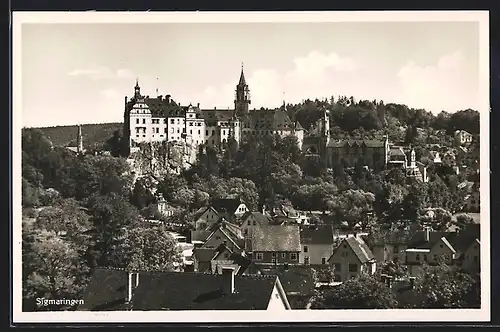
[
  {"x1": 201, "y1": 110, "x2": 237, "y2": 124},
  {"x1": 241, "y1": 211, "x2": 272, "y2": 226},
  {"x1": 211, "y1": 197, "x2": 244, "y2": 216},
  {"x1": 79, "y1": 268, "x2": 285, "y2": 311},
  {"x1": 300, "y1": 225, "x2": 334, "y2": 245},
  {"x1": 251, "y1": 225, "x2": 301, "y2": 252},
  {"x1": 406, "y1": 231, "x2": 451, "y2": 250},
  {"x1": 204, "y1": 223, "x2": 245, "y2": 251},
  {"x1": 190, "y1": 230, "x2": 212, "y2": 242},
  {"x1": 330, "y1": 236, "x2": 375, "y2": 264},
  {"x1": 253, "y1": 264, "x2": 316, "y2": 296}
]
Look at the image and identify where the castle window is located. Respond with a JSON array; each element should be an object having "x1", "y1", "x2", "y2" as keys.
[
  {"x1": 177, "y1": 129, "x2": 180, "y2": 133},
  {"x1": 205, "y1": 130, "x2": 208, "y2": 136},
  {"x1": 143, "y1": 119, "x2": 146, "y2": 124},
  {"x1": 136, "y1": 119, "x2": 139, "y2": 124},
  {"x1": 170, "y1": 119, "x2": 174, "y2": 124},
  {"x1": 164, "y1": 128, "x2": 167, "y2": 133},
  {"x1": 189, "y1": 122, "x2": 193, "y2": 126},
  {"x1": 190, "y1": 130, "x2": 192, "y2": 135},
  {"x1": 198, "y1": 130, "x2": 201, "y2": 135},
  {"x1": 164, "y1": 119, "x2": 167, "y2": 123}
]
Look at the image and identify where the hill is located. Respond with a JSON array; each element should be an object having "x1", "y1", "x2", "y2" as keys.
[{"x1": 26, "y1": 123, "x2": 123, "y2": 147}]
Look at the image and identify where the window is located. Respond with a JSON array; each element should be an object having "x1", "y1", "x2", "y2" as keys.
[
  {"x1": 434, "y1": 254, "x2": 438, "y2": 260},
  {"x1": 290, "y1": 253, "x2": 297, "y2": 260},
  {"x1": 304, "y1": 246, "x2": 308, "y2": 253},
  {"x1": 164, "y1": 128, "x2": 167, "y2": 133},
  {"x1": 304, "y1": 256, "x2": 310, "y2": 265},
  {"x1": 348, "y1": 264, "x2": 358, "y2": 272},
  {"x1": 416, "y1": 254, "x2": 421, "y2": 261},
  {"x1": 247, "y1": 220, "x2": 251, "y2": 226},
  {"x1": 136, "y1": 119, "x2": 139, "y2": 124},
  {"x1": 222, "y1": 130, "x2": 225, "y2": 135},
  {"x1": 171, "y1": 119, "x2": 174, "y2": 124},
  {"x1": 334, "y1": 263, "x2": 341, "y2": 272},
  {"x1": 423, "y1": 254, "x2": 428, "y2": 262},
  {"x1": 143, "y1": 119, "x2": 146, "y2": 124},
  {"x1": 253, "y1": 220, "x2": 256, "y2": 226},
  {"x1": 281, "y1": 253, "x2": 286, "y2": 258},
  {"x1": 156, "y1": 128, "x2": 159, "y2": 133},
  {"x1": 322, "y1": 257, "x2": 327, "y2": 265},
  {"x1": 177, "y1": 129, "x2": 180, "y2": 133},
  {"x1": 190, "y1": 130, "x2": 192, "y2": 135},
  {"x1": 272, "y1": 253, "x2": 276, "y2": 258},
  {"x1": 271, "y1": 258, "x2": 276, "y2": 264},
  {"x1": 212, "y1": 130, "x2": 215, "y2": 135},
  {"x1": 256, "y1": 253, "x2": 263, "y2": 261},
  {"x1": 198, "y1": 130, "x2": 201, "y2": 135},
  {"x1": 189, "y1": 122, "x2": 193, "y2": 126},
  {"x1": 206, "y1": 130, "x2": 209, "y2": 136},
  {"x1": 215, "y1": 236, "x2": 220, "y2": 240},
  {"x1": 341, "y1": 251, "x2": 348, "y2": 257}
]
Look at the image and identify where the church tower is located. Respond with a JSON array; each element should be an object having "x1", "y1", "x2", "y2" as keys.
[
  {"x1": 77, "y1": 124, "x2": 83, "y2": 155},
  {"x1": 234, "y1": 64, "x2": 251, "y2": 117}
]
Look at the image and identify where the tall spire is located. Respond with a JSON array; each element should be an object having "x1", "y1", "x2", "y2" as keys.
[
  {"x1": 134, "y1": 78, "x2": 141, "y2": 98},
  {"x1": 238, "y1": 62, "x2": 246, "y2": 85},
  {"x1": 135, "y1": 78, "x2": 140, "y2": 88},
  {"x1": 77, "y1": 124, "x2": 83, "y2": 155}
]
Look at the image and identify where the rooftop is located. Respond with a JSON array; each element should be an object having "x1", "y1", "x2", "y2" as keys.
[{"x1": 79, "y1": 268, "x2": 282, "y2": 311}]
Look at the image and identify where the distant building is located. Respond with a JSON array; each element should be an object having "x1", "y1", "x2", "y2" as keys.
[
  {"x1": 327, "y1": 236, "x2": 376, "y2": 282},
  {"x1": 249, "y1": 225, "x2": 301, "y2": 265},
  {"x1": 79, "y1": 267, "x2": 291, "y2": 310},
  {"x1": 454, "y1": 130, "x2": 473, "y2": 146},
  {"x1": 65, "y1": 124, "x2": 85, "y2": 155},
  {"x1": 299, "y1": 225, "x2": 335, "y2": 265}
]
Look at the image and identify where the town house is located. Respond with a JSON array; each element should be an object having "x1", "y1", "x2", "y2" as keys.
[
  {"x1": 240, "y1": 211, "x2": 272, "y2": 238},
  {"x1": 299, "y1": 225, "x2": 335, "y2": 265},
  {"x1": 249, "y1": 225, "x2": 301, "y2": 265},
  {"x1": 327, "y1": 236, "x2": 376, "y2": 282},
  {"x1": 211, "y1": 197, "x2": 249, "y2": 222},
  {"x1": 201, "y1": 221, "x2": 245, "y2": 253},
  {"x1": 193, "y1": 206, "x2": 220, "y2": 231},
  {"x1": 404, "y1": 228, "x2": 457, "y2": 277},
  {"x1": 454, "y1": 130, "x2": 473, "y2": 146}
]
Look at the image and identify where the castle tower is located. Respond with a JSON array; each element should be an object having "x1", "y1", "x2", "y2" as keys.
[
  {"x1": 77, "y1": 124, "x2": 83, "y2": 155},
  {"x1": 134, "y1": 78, "x2": 141, "y2": 99},
  {"x1": 234, "y1": 63, "x2": 251, "y2": 118}
]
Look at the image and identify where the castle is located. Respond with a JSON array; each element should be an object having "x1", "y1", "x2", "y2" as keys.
[
  {"x1": 122, "y1": 66, "x2": 425, "y2": 178},
  {"x1": 123, "y1": 66, "x2": 305, "y2": 154}
]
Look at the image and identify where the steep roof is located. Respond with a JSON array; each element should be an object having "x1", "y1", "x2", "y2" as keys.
[
  {"x1": 201, "y1": 110, "x2": 237, "y2": 125},
  {"x1": 245, "y1": 110, "x2": 297, "y2": 131},
  {"x1": 330, "y1": 237, "x2": 375, "y2": 264},
  {"x1": 143, "y1": 97, "x2": 186, "y2": 118},
  {"x1": 406, "y1": 231, "x2": 451, "y2": 250},
  {"x1": 211, "y1": 197, "x2": 244, "y2": 216},
  {"x1": 79, "y1": 268, "x2": 282, "y2": 311},
  {"x1": 238, "y1": 68, "x2": 247, "y2": 85},
  {"x1": 254, "y1": 264, "x2": 316, "y2": 296},
  {"x1": 241, "y1": 211, "x2": 272, "y2": 226},
  {"x1": 300, "y1": 225, "x2": 335, "y2": 245},
  {"x1": 251, "y1": 225, "x2": 301, "y2": 252}
]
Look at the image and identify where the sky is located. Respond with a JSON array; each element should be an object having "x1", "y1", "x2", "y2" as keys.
[{"x1": 21, "y1": 21, "x2": 481, "y2": 127}]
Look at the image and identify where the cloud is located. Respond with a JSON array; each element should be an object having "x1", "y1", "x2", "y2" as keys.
[
  {"x1": 193, "y1": 51, "x2": 358, "y2": 109},
  {"x1": 99, "y1": 88, "x2": 119, "y2": 100},
  {"x1": 68, "y1": 66, "x2": 135, "y2": 80},
  {"x1": 396, "y1": 50, "x2": 474, "y2": 113}
]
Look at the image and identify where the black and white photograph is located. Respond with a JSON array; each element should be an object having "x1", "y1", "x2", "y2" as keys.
[{"x1": 12, "y1": 11, "x2": 490, "y2": 323}]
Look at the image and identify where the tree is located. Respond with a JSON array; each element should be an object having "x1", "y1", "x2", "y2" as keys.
[
  {"x1": 22, "y1": 227, "x2": 89, "y2": 311},
  {"x1": 454, "y1": 213, "x2": 476, "y2": 232},
  {"x1": 328, "y1": 189, "x2": 375, "y2": 229},
  {"x1": 415, "y1": 262, "x2": 480, "y2": 308},
  {"x1": 117, "y1": 225, "x2": 183, "y2": 272},
  {"x1": 419, "y1": 208, "x2": 453, "y2": 231},
  {"x1": 86, "y1": 193, "x2": 140, "y2": 267},
  {"x1": 130, "y1": 177, "x2": 157, "y2": 210},
  {"x1": 35, "y1": 198, "x2": 91, "y2": 240},
  {"x1": 311, "y1": 273, "x2": 397, "y2": 309}
]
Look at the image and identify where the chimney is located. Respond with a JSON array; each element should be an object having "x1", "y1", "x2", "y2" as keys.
[
  {"x1": 409, "y1": 276, "x2": 416, "y2": 289},
  {"x1": 166, "y1": 95, "x2": 171, "y2": 103},
  {"x1": 197, "y1": 103, "x2": 200, "y2": 108},
  {"x1": 127, "y1": 272, "x2": 140, "y2": 302},
  {"x1": 424, "y1": 227, "x2": 430, "y2": 242},
  {"x1": 158, "y1": 95, "x2": 163, "y2": 101},
  {"x1": 222, "y1": 267, "x2": 235, "y2": 294}
]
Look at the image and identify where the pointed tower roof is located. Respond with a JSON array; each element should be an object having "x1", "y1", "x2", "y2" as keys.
[
  {"x1": 238, "y1": 63, "x2": 247, "y2": 85},
  {"x1": 135, "y1": 78, "x2": 140, "y2": 89}
]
